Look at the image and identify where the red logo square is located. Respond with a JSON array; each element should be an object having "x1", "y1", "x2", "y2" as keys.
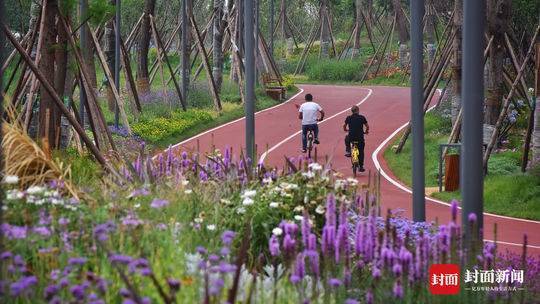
[{"x1": 429, "y1": 264, "x2": 460, "y2": 295}]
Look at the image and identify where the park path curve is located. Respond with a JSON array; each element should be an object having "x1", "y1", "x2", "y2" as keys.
[{"x1": 168, "y1": 84, "x2": 540, "y2": 256}]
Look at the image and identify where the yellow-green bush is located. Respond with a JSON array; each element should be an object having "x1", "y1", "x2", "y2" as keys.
[{"x1": 132, "y1": 109, "x2": 213, "y2": 143}]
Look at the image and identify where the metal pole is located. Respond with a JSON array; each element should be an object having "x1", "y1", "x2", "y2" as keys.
[
  {"x1": 244, "y1": 0, "x2": 255, "y2": 161},
  {"x1": 181, "y1": 0, "x2": 189, "y2": 102},
  {"x1": 269, "y1": 0, "x2": 274, "y2": 56},
  {"x1": 461, "y1": 0, "x2": 485, "y2": 234},
  {"x1": 255, "y1": 0, "x2": 259, "y2": 85},
  {"x1": 114, "y1": 0, "x2": 121, "y2": 129},
  {"x1": 79, "y1": 0, "x2": 88, "y2": 128},
  {"x1": 411, "y1": 0, "x2": 425, "y2": 222}
]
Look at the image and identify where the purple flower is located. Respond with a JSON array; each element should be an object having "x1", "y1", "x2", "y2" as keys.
[
  {"x1": 345, "y1": 299, "x2": 359, "y2": 304},
  {"x1": 2, "y1": 224, "x2": 28, "y2": 239},
  {"x1": 218, "y1": 262, "x2": 236, "y2": 273},
  {"x1": 372, "y1": 267, "x2": 381, "y2": 279},
  {"x1": 68, "y1": 257, "x2": 87, "y2": 266},
  {"x1": 109, "y1": 254, "x2": 133, "y2": 265},
  {"x1": 70, "y1": 284, "x2": 86, "y2": 300},
  {"x1": 366, "y1": 290, "x2": 374, "y2": 304},
  {"x1": 167, "y1": 278, "x2": 181, "y2": 292},
  {"x1": 328, "y1": 278, "x2": 342, "y2": 288},
  {"x1": 10, "y1": 276, "x2": 37, "y2": 296},
  {"x1": 450, "y1": 200, "x2": 458, "y2": 221},
  {"x1": 44, "y1": 284, "x2": 60, "y2": 300},
  {"x1": 58, "y1": 217, "x2": 70, "y2": 226},
  {"x1": 1, "y1": 251, "x2": 12, "y2": 260},
  {"x1": 283, "y1": 234, "x2": 296, "y2": 256},
  {"x1": 209, "y1": 278, "x2": 224, "y2": 296},
  {"x1": 269, "y1": 235, "x2": 280, "y2": 256},
  {"x1": 33, "y1": 226, "x2": 52, "y2": 237},
  {"x1": 221, "y1": 230, "x2": 236, "y2": 246},
  {"x1": 150, "y1": 198, "x2": 169, "y2": 209},
  {"x1": 120, "y1": 288, "x2": 131, "y2": 298},
  {"x1": 392, "y1": 263, "x2": 402, "y2": 277},
  {"x1": 393, "y1": 280, "x2": 403, "y2": 299},
  {"x1": 196, "y1": 246, "x2": 207, "y2": 255},
  {"x1": 468, "y1": 213, "x2": 477, "y2": 223},
  {"x1": 289, "y1": 275, "x2": 301, "y2": 284}
]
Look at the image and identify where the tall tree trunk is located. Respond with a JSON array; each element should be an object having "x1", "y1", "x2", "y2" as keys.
[
  {"x1": 451, "y1": 0, "x2": 462, "y2": 125},
  {"x1": 104, "y1": 0, "x2": 116, "y2": 110},
  {"x1": 352, "y1": 0, "x2": 362, "y2": 58},
  {"x1": 531, "y1": 38, "x2": 540, "y2": 168},
  {"x1": 485, "y1": 0, "x2": 511, "y2": 126},
  {"x1": 212, "y1": 0, "x2": 224, "y2": 92},
  {"x1": 231, "y1": 0, "x2": 241, "y2": 83},
  {"x1": 319, "y1": 0, "x2": 330, "y2": 59},
  {"x1": 280, "y1": 0, "x2": 293, "y2": 57},
  {"x1": 137, "y1": 0, "x2": 156, "y2": 94},
  {"x1": 38, "y1": 0, "x2": 60, "y2": 150},
  {"x1": 392, "y1": 0, "x2": 409, "y2": 68},
  {"x1": 54, "y1": 11, "x2": 69, "y2": 149},
  {"x1": 425, "y1": 0, "x2": 436, "y2": 69}
]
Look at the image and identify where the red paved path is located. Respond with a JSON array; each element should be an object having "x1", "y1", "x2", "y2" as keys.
[{"x1": 169, "y1": 84, "x2": 540, "y2": 256}]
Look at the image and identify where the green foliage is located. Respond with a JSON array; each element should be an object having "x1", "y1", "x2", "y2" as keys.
[
  {"x1": 281, "y1": 74, "x2": 296, "y2": 90},
  {"x1": 53, "y1": 148, "x2": 102, "y2": 187},
  {"x1": 306, "y1": 59, "x2": 363, "y2": 82},
  {"x1": 88, "y1": 0, "x2": 115, "y2": 26},
  {"x1": 133, "y1": 110, "x2": 213, "y2": 143}
]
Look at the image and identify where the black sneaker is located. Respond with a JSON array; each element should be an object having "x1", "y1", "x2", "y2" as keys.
[
  {"x1": 314, "y1": 139, "x2": 320, "y2": 144},
  {"x1": 345, "y1": 153, "x2": 351, "y2": 157},
  {"x1": 359, "y1": 167, "x2": 366, "y2": 172}
]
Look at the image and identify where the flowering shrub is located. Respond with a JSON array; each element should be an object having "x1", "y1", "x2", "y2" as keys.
[
  {"x1": 132, "y1": 110, "x2": 213, "y2": 143},
  {"x1": 1, "y1": 148, "x2": 539, "y2": 303}
]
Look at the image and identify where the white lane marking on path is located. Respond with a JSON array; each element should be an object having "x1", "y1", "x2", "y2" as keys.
[
  {"x1": 154, "y1": 88, "x2": 305, "y2": 160},
  {"x1": 260, "y1": 88, "x2": 373, "y2": 162},
  {"x1": 370, "y1": 101, "x2": 540, "y2": 248}
]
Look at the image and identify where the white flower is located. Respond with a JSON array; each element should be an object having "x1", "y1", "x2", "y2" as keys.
[
  {"x1": 207, "y1": 224, "x2": 216, "y2": 231},
  {"x1": 220, "y1": 199, "x2": 232, "y2": 205},
  {"x1": 308, "y1": 163, "x2": 322, "y2": 171},
  {"x1": 236, "y1": 207, "x2": 246, "y2": 214},
  {"x1": 2, "y1": 175, "x2": 19, "y2": 184},
  {"x1": 184, "y1": 189, "x2": 193, "y2": 194},
  {"x1": 272, "y1": 227, "x2": 283, "y2": 236},
  {"x1": 269, "y1": 202, "x2": 280, "y2": 208},
  {"x1": 262, "y1": 177, "x2": 273, "y2": 185},
  {"x1": 293, "y1": 206, "x2": 304, "y2": 213},
  {"x1": 302, "y1": 171, "x2": 315, "y2": 179},
  {"x1": 528, "y1": 88, "x2": 534, "y2": 94},
  {"x1": 294, "y1": 215, "x2": 303, "y2": 221},
  {"x1": 181, "y1": 180, "x2": 190, "y2": 186},
  {"x1": 242, "y1": 190, "x2": 257, "y2": 198},
  {"x1": 26, "y1": 186, "x2": 45, "y2": 195},
  {"x1": 194, "y1": 217, "x2": 203, "y2": 224},
  {"x1": 242, "y1": 197, "x2": 254, "y2": 206},
  {"x1": 346, "y1": 177, "x2": 358, "y2": 186},
  {"x1": 2, "y1": 205, "x2": 7, "y2": 211},
  {"x1": 6, "y1": 190, "x2": 23, "y2": 201},
  {"x1": 134, "y1": 203, "x2": 141, "y2": 209},
  {"x1": 334, "y1": 179, "x2": 347, "y2": 190},
  {"x1": 315, "y1": 205, "x2": 325, "y2": 214}
]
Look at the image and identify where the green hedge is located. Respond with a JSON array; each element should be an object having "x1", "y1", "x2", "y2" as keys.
[
  {"x1": 306, "y1": 59, "x2": 364, "y2": 81},
  {"x1": 132, "y1": 109, "x2": 213, "y2": 143}
]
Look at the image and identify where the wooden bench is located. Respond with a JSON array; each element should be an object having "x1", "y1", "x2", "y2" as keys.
[{"x1": 261, "y1": 73, "x2": 286, "y2": 101}]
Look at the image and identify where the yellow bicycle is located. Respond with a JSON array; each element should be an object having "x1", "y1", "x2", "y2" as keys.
[{"x1": 350, "y1": 141, "x2": 361, "y2": 177}]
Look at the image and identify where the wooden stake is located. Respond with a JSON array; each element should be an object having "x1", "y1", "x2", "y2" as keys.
[{"x1": 88, "y1": 26, "x2": 132, "y2": 134}]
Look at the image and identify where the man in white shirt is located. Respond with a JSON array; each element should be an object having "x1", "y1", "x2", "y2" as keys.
[{"x1": 298, "y1": 94, "x2": 325, "y2": 153}]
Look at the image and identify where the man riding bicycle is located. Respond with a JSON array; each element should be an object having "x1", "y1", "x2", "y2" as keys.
[
  {"x1": 344, "y1": 105, "x2": 369, "y2": 172},
  {"x1": 298, "y1": 94, "x2": 325, "y2": 153}
]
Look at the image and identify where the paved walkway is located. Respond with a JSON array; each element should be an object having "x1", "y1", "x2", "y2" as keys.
[{"x1": 167, "y1": 84, "x2": 540, "y2": 256}]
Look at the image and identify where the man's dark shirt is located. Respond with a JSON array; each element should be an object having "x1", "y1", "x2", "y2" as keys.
[{"x1": 345, "y1": 113, "x2": 368, "y2": 141}]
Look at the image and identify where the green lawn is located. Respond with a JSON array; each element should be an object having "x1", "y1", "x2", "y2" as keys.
[{"x1": 384, "y1": 112, "x2": 540, "y2": 221}]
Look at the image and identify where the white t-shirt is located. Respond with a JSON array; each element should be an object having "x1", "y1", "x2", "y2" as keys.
[{"x1": 299, "y1": 102, "x2": 322, "y2": 125}]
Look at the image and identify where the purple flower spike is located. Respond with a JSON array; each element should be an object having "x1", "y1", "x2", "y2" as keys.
[
  {"x1": 269, "y1": 235, "x2": 281, "y2": 256},
  {"x1": 167, "y1": 278, "x2": 180, "y2": 292},
  {"x1": 68, "y1": 257, "x2": 87, "y2": 266},
  {"x1": 468, "y1": 212, "x2": 477, "y2": 223},
  {"x1": 450, "y1": 200, "x2": 459, "y2": 221},
  {"x1": 345, "y1": 299, "x2": 359, "y2": 304},
  {"x1": 393, "y1": 280, "x2": 404, "y2": 299}
]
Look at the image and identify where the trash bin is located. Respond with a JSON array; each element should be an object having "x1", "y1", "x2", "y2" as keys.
[{"x1": 444, "y1": 154, "x2": 460, "y2": 192}]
